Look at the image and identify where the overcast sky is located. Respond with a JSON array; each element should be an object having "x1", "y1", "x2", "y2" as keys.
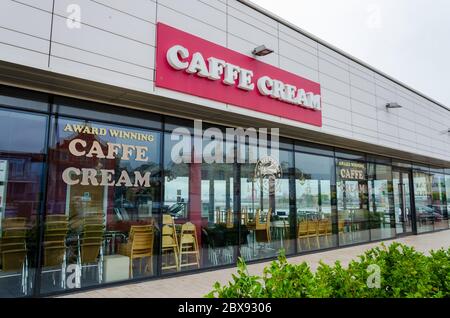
[{"x1": 251, "y1": 0, "x2": 450, "y2": 108}]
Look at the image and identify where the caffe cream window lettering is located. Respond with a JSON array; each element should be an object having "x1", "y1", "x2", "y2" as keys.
[
  {"x1": 166, "y1": 45, "x2": 321, "y2": 111},
  {"x1": 61, "y1": 123, "x2": 155, "y2": 187},
  {"x1": 337, "y1": 161, "x2": 366, "y2": 181}
]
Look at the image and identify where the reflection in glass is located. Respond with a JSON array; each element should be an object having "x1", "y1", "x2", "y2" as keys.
[
  {"x1": 431, "y1": 173, "x2": 448, "y2": 230},
  {"x1": 272, "y1": 150, "x2": 295, "y2": 255},
  {"x1": 162, "y1": 131, "x2": 198, "y2": 274},
  {"x1": 163, "y1": 130, "x2": 240, "y2": 273},
  {"x1": 446, "y1": 175, "x2": 450, "y2": 228},
  {"x1": 239, "y1": 147, "x2": 291, "y2": 261},
  {"x1": 0, "y1": 109, "x2": 48, "y2": 297},
  {"x1": 200, "y1": 162, "x2": 237, "y2": 268},
  {"x1": 413, "y1": 171, "x2": 434, "y2": 233},
  {"x1": 392, "y1": 171, "x2": 413, "y2": 234},
  {"x1": 295, "y1": 153, "x2": 336, "y2": 251},
  {"x1": 368, "y1": 164, "x2": 395, "y2": 240},
  {"x1": 43, "y1": 117, "x2": 160, "y2": 293},
  {"x1": 336, "y1": 159, "x2": 370, "y2": 245}
]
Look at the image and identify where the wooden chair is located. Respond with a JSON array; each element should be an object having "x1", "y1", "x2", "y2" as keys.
[
  {"x1": 2, "y1": 217, "x2": 26, "y2": 228},
  {"x1": 338, "y1": 219, "x2": 346, "y2": 244},
  {"x1": 161, "y1": 214, "x2": 179, "y2": 271},
  {"x1": 80, "y1": 234, "x2": 103, "y2": 265},
  {"x1": 241, "y1": 207, "x2": 249, "y2": 226},
  {"x1": 215, "y1": 208, "x2": 222, "y2": 224},
  {"x1": 317, "y1": 219, "x2": 330, "y2": 248},
  {"x1": 120, "y1": 225, "x2": 154, "y2": 278},
  {"x1": 0, "y1": 217, "x2": 29, "y2": 294},
  {"x1": 179, "y1": 222, "x2": 200, "y2": 269},
  {"x1": 0, "y1": 242, "x2": 27, "y2": 272},
  {"x1": 46, "y1": 214, "x2": 69, "y2": 223},
  {"x1": 1, "y1": 217, "x2": 28, "y2": 271},
  {"x1": 297, "y1": 220, "x2": 308, "y2": 250},
  {"x1": 255, "y1": 208, "x2": 272, "y2": 244},
  {"x1": 43, "y1": 216, "x2": 69, "y2": 268},
  {"x1": 43, "y1": 217, "x2": 68, "y2": 288},
  {"x1": 225, "y1": 209, "x2": 234, "y2": 229},
  {"x1": 76, "y1": 215, "x2": 105, "y2": 283},
  {"x1": 307, "y1": 219, "x2": 319, "y2": 248},
  {"x1": 1, "y1": 217, "x2": 28, "y2": 243}
]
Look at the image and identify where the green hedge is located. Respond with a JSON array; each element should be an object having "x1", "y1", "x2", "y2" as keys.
[{"x1": 205, "y1": 243, "x2": 450, "y2": 298}]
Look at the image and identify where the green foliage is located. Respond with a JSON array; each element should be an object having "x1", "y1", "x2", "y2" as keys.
[{"x1": 206, "y1": 243, "x2": 450, "y2": 298}]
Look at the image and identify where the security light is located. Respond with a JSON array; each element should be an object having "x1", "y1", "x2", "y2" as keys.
[
  {"x1": 252, "y1": 45, "x2": 274, "y2": 56},
  {"x1": 386, "y1": 102, "x2": 402, "y2": 109}
]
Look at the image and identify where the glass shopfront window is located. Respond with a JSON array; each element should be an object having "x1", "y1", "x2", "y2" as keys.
[
  {"x1": 413, "y1": 171, "x2": 434, "y2": 233},
  {"x1": 42, "y1": 116, "x2": 161, "y2": 293},
  {"x1": 200, "y1": 129, "x2": 238, "y2": 268},
  {"x1": 272, "y1": 149, "x2": 295, "y2": 255},
  {"x1": 162, "y1": 128, "x2": 203, "y2": 274},
  {"x1": 446, "y1": 174, "x2": 450, "y2": 228},
  {"x1": 239, "y1": 140, "x2": 288, "y2": 262},
  {"x1": 431, "y1": 172, "x2": 448, "y2": 230},
  {"x1": 0, "y1": 108, "x2": 48, "y2": 297},
  {"x1": 295, "y1": 152, "x2": 337, "y2": 251},
  {"x1": 368, "y1": 164, "x2": 395, "y2": 240},
  {"x1": 336, "y1": 159, "x2": 370, "y2": 245},
  {"x1": 3, "y1": 84, "x2": 450, "y2": 298},
  {"x1": 200, "y1": 162, "x2": 237, "y2": 268},
  {"x1": 162, "y1": 123, "x2": 240, "y2": 273}
]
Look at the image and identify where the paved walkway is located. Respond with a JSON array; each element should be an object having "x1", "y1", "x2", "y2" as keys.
[{"x1": 60, "y1": 230, "x2": 450, "y2": 298}]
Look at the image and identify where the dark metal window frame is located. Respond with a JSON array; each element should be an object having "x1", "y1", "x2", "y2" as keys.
[{"x1": 0, "y1": 84, "x2": 449, "y2": 298}]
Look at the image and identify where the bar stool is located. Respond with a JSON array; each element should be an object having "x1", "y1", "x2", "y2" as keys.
[{"x1": 179, "y1": 222, "x2": 200, "y2": 269}]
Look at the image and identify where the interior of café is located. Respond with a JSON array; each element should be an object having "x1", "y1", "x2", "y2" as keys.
[{"x1": 0, "y1": 87, "x2": 449, "y2": 297}]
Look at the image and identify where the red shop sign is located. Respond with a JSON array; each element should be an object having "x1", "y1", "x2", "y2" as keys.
[{"x1": 155, "y1": 22, "x2": 322, "y2": 127}]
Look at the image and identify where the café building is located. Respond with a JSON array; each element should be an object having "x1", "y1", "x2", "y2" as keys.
[{"x1": 0, "y1": 0, "x2": 449, "y2": 297}]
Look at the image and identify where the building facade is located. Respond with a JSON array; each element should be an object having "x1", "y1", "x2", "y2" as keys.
[{"x1": 0, "y1": 0, "x2": 449, "y2": 297}]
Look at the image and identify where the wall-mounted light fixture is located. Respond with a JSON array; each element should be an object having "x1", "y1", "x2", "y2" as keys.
[
  {"x1": 386, "y1": 102, "x2": 402, "y2": 109},
  {"x1": 252, "y1": 45, "x2": 274, "y2": 56}
]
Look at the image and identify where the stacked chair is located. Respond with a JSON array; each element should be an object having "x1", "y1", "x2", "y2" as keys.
[
  {"x1": 77, "y1": 212, "x2": 105, "y2": 284},
  {"x1": 255, "y1": 208, "x2": 272, "y2": 245},
  {"x1": 43, "y1": 214, "x2": 69, "y2": 288},
  {"x1": 297, "y1": 218, "x2": 318, "y2": 250},
  {"x1": 161, "y1": 214, "x2": 179, "y2": 272},
  {"x1": 317, "y1": 219, "x2": 331, "y2": 248},
  {"x1": 215, "y1": 208, "x2": 222, "y2": 224},
  {"x1": 120, "y1": 224, "x2": 154, "y2": 278},
  {"x1": 225, "y1": 209, "x2": 234, "y2": 229},
  {"x1": 241, "y1": 207, "x2": 249, "y2": 226},
  {"x1": 0, "y1": 217, "x2": 29, "y2": 294},
  {"x1": 179, "y1": 222, "x2": 200, "y2": 270},
  {"x1": 298, "y1": 218, "x2": 333, "y2": 250},
  {"x1": 297, "y1": 219, "x2": 308, "y2": 250}
]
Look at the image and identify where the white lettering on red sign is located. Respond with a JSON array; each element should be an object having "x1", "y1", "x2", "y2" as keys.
[{"x1": 166, "y1": 45, "x2": 321, "y2": 111}]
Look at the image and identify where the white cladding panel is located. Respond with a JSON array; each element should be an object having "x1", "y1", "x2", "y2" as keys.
[{"x1": 0, "y1": 0, "x2": 449, "y2": 161}]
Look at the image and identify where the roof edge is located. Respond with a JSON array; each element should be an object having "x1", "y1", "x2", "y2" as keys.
[{"x1": 238, "y1": 0, "x2": 449, "y2": 112}]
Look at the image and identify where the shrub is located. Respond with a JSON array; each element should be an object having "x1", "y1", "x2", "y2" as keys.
[{"x1": 205, "y1": 242, "x2": 450, "y2": 298}]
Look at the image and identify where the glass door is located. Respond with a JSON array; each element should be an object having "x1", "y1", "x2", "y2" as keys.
[{"x1": 393, "y1": 170, "x2": 414, "y2": 235}]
